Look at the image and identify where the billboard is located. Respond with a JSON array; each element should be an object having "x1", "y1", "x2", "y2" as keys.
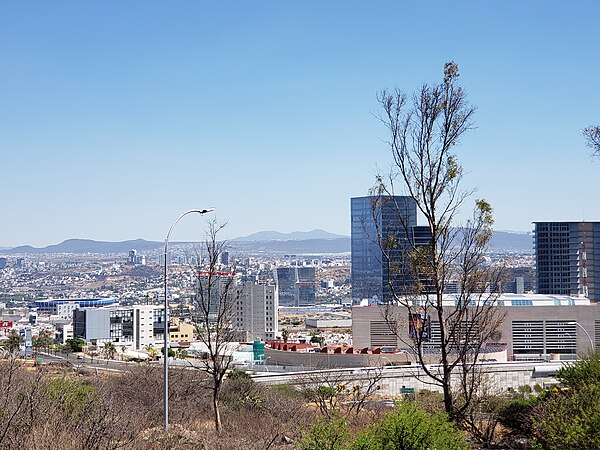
[
  {"x1": 408, "y1": 313, "x2": 430, "y2": 342},
  {"x1": 0, "y1": 321, "x2": 13, "y2": 329}
]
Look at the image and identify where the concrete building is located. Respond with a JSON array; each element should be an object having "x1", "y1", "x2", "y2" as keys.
[
  {"x1": 352, "y1": 294, "x2": 599, "y2": 361},
  {"x1": 235, "y1": 283, "x2": 278, "y2": 342},
  {"x1": 169, "y1": 317, "x2": 194, "y2": 344},
  {"x1": 351, "y1": 196, "x2": 432, "y2": 303},
  {"x1": 534, "y1": 221, "x2": 600, "y2": 302},
  {"x1": 73, "y1": 304, "x2": 165, "y2": 351}
]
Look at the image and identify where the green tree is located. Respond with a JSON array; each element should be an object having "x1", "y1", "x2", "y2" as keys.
[
  {"x1": 102, "y1": 342, "x2": 116, "y2": 360},
  {"x1": 33, "y1": 329, "x2": 54, "y2": 352},
  {"x1": 145, "y1": 344, "x2": 158, "y2": 360},
  {"x1": 46, "y1": 377, "x2": 97, "y2": 418},
  {"x1": 516, "y1": 352, "x2": 600, "y2": 449},
  {"x1": 65, "y1": 338, "x2": 85, "y2": 353},
  {"x1": 350, "y1": 401, "x2": 467, "y2": 450},
  {"x1": 2, "y1": 330, "x2": 21, "y2": 353}
]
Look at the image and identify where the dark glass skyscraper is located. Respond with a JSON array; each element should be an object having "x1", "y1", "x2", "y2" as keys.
[
  {"x1": 534, "y1": 221, "x2": 600, "y2": 302},
  {"x1": 274, "y1": 267, "x2": 298, "y2": 306},
  {"x1": 351, "y1": 196, "x2": 430, "y2": 303}
]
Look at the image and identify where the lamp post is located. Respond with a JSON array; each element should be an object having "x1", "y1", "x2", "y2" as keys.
[
  {"x1": 567, "y1": 321, "x2": 595, "y2": 352},
  {"x1": 164, "y1": 208, "x2": 214, "y2": 433}
]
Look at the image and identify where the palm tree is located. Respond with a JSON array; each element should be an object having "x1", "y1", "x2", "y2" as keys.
[
  {"x1": 103, "y1": 342, "x2": 116, "y2": 360},
  {"x1": 3, "y1": 331, "x2": 21, "y2": 354},
  {"x1": 145, "y1": 344, "x2": 158, "y2": 361}
]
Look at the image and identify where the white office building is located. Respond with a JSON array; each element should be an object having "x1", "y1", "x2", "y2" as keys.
[
  {"x1": 235, "y1": 284, "x2": 278, "y2": 342},
  {"x1": 73, "y1": 304, "x2": 165, "y2": 351}
]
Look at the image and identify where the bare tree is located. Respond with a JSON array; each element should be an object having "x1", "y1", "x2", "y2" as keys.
[
  {"x1": 192, "y1": 220, "x2": 241, "y2": 432},
  {"x1": 583, "y1": 125, "x2": 600, "y2": 158},
  {"x1": 302, "y1": 366, "x2": 383, "y2": 422},
  {"x1": 375, "y1": 61, "x2": 505, "y2": 421}
]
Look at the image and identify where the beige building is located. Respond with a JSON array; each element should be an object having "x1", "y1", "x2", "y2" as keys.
[
  {"x1": 169, "y1": 317, "x2": 194, "y2": 343},
  {"x1": 352, "y1": 294, "x2": 599, "y2": 361}
]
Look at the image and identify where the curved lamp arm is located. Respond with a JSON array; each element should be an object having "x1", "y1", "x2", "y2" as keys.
[{"x1": 164, "y1": 207, "x2": 214, "y2": 433}]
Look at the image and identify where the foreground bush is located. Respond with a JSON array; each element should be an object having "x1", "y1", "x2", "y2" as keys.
[
  {"x1": 350, "y1": 401, "x2": 467, "y2": 450},
  {"x1": 530, "y1": 384, "x2": 600, "y2": 450},
  {"x1": 298, "y1": 401, "x2": 467, "y2": 450}
]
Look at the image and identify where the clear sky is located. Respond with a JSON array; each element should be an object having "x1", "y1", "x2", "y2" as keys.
[{"x1": 1, "y1": 1, "x2": 599, "y2": 247}]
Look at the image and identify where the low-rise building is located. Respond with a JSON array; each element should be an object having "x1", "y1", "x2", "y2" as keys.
[
  {"x1": 352, "y1": 294, "x2": 599, "y2": 361},
  {"x1": 169, "y1": 317, "x2": 194, "y2": 344},
  {"x1": 73, "y1": 304, "x2": 165, "y2": 351}
]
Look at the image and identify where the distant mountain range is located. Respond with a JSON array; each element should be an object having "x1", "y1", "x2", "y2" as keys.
[
  {"x1": 233, "y1": 229, "x2": 345, "y2": 241},
  {"x1": 1, "y1": 238, "x2": 163, "y2": 254},
  {"x1": 0, "y1": 230, "x2": 533, "y2": 254}
]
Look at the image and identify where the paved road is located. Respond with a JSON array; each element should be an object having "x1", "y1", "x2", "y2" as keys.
[{"x1": 37, "y1": 351, "x2": 138, "y2": 372}]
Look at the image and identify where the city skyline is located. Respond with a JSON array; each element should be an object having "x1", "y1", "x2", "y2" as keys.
[{"x1": 2, "y1": 2, "x2": 599, "y2": 247}]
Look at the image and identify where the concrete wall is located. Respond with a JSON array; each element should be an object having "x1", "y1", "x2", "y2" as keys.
[
  {"x1": 264, "y1": 347, "x2": 411, "y2": 368},
  {"x1": 252, "y1": 361, "x2": 566, "y2": 396}
]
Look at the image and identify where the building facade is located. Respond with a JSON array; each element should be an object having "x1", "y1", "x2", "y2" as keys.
[
  {"x1": 73, "y1": 304, "x2": 165, "y2": 351},
  {"x1": 30, "y1": 298, "x2": 119, "y2": 319},
  {"x1": 274, "y1": 266, "x2": 317, "y2": 307},
  {"x1": 352, "y1": 294, "x2": 599, "y2": 361},
  {"x1": 351, "y1": 195, "x2": 431, "y2": 303},
  {"x1": 234, "y1": 283, "x2": 278, "y2": 342},
  {"x1": 534, "y1": 221, "x2": 600, "y2": 302}
]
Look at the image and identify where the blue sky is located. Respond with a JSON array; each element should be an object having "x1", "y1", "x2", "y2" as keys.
[{"x1": 1, "y1": 2, "x2": 599, "y2": 247}]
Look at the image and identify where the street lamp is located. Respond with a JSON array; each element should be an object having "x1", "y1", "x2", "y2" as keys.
[
  {"x1": 164, "y1": 208, "x2": 214, "y2": 433},
  {"x1": 567, "y1": 321, "x2": 595, "y2": 352}
]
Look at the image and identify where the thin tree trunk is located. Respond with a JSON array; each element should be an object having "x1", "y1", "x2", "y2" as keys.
[{"x1": 213, "y1": 389, "x2": 222, "y2": 432}]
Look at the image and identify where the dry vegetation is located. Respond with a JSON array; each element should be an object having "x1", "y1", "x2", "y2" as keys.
[{"x1": 0, "y1": 359, "x2": 314, "y2": 450}]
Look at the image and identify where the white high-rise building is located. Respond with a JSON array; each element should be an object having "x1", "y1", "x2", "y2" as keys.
[{"x1": 235, "y1": 284, "x2": 278, "y2": 342}]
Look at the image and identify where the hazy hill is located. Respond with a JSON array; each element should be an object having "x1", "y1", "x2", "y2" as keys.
[
  {"x1": 233, "y1": 229, "x2": 345, "y2": 241},
  {"x1": 1, "y1": 230, "x2": 532, "y2": 255},
  {"x1": 2, "y1": 238, "x2": 162, "y2": 254}
]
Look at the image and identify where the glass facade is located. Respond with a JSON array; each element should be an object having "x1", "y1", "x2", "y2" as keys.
[
  {"x1": 534, "y1": 222, "x2": 600, "y2": 302},
  {"x1": 275, "y1": 267, "x2": 298, "y2": 306},
  {"x1": 351, "y1": 196, "x2": 429, "y2": 303}
]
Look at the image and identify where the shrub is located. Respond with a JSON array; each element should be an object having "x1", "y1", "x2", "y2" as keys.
[
  {"x1": 531, "y1": 384, "x2": 600, "y2": 450},
  {"x1": 556, "y1": 350, "x2": 600, "y2": 389},
  {"x1": 298, "y1": 417, "x2": 350, "y2": 450},
  {"x1": 349, "y1": 401, "x2": 467, "y2": 450}
]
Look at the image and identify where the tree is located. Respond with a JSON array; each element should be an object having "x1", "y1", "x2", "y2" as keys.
[
  {"x1": 2, "y1": 331, "x2": 21, "y2": 354},
  {"x1": 102, "y1": 342, "x2": 116, "y2": 360},
  {"x1": 145, "y1": 344, "x2": 158, "y2": 361},
  {"x1": 65, "y1": 338, "x2": 85, "y2": 353},
  {"x1": 33, "y1": 329, "x2": 54, "y2": 353},
  {"x1": 375, "y1": 62, "x2": 505, "y2": 421},
  {"x1": 303, "y1": 366, "x2": 383, "y2": 422},
  {"x1": 175, "y1": 348, "x2": 188, "y2": 360},
  {"x1": 298, "y1": 417, "x2": 350, "y2": 450},
  {"x1": 192, "y1": 220, "x2": 241, "y2": 432},
  {"x1": 583, "y1": 125, "x2": 600, "y2": 158}
]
